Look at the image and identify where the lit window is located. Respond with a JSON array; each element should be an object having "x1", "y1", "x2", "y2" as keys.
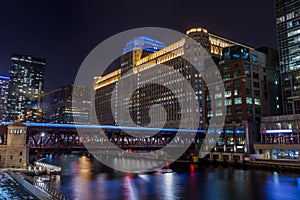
[
  {"x1": 234, "y1": 89, "x2": 240, "y2": 96},
  {"x1": 225, "y1": 99, "x2": 232, "y2": 106},
  {"x1": 276, "y1": 16, "x2": 285, "y2": 24},
  {"x1": 215, "y1": 93, "x2": 222, "y2": 99},
  {"x1": 286, "y1": 12, "x2": 295, "y2": 20},
  {"x1": 223, "y1": 74, "x2": 231, "y2": 81},
  {"x1": 251, "y1": 55, "x2": 258, "y2": 62},
  {"x1": 216, "y1": 100, "x2": 222, "y2": 107},
  {"x1": 234, "y1": 97, "x2": 242, "y2": 104},
  {"x1": 246, "y1": 97, "x2": 252, "y2": 104},
  {"x1": 254, "y1": 98, "x2": 261, "y2": 105},
  {"x1": 216, "y1": 109, "x2": 223, "y2": 116},
  {"x1": 224, "y1": 91, "x2": 231, "y2": 97}
]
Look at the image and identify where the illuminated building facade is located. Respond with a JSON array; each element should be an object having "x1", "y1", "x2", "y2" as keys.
[
  {"x1": 94, "y1": 70, "x2": 121, "y2": 125},
  {"x1": 94, "y1": 37, "x2": 166, "y2": 126},
  {"x1": 43, "y1": 84, "x2": 91, "y2": 124},
  {"x1": 6, "y1": 54, "x2": 45, "y2": 122},
  {"x1": 95, "y1": 36, "x2": 205, "y2": 130},
  {"x1": 206, "y1": 46, "x2": 281, "y2": 156},
  {"x1": 124, "y1": 38, "x2": 203, "y2": 129},
  {"x1": 275, "y1": 0, "x2": 300, "y2": 114},
  {"x1": 0, "y1": 76, "x2": 9, "y2": 121},
  {"x1": 94, "y1": 29, "x2": 267, "y2": 157},
  {"x1": 186, "y1": 27, "x2": 252, "y2": 63},
  {"x1": 254, "y1": 114, "x2": 300, "y2": 161}
]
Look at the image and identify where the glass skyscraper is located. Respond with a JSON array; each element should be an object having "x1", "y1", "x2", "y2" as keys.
[
  {"x1": 6, "y1": 54, "x2": 46, "y2": 122},
  {"x1": 275, "y1": 0, "x2": 300, "y2": 114},
  {"x1": 0, "y1": 75, "x2": 9, "y2": 121}
]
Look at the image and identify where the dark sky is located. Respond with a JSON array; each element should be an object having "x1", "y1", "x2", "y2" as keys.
[{"x1": 0, "y1": 0, "x2": 277, "y2": 91}]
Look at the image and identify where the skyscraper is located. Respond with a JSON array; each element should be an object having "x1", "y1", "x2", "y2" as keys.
[
  {"x1": 0, "y1": 75, "x2": 9, "y2": 121},
  {"x1": 253, "y1": 0, "x2": 300, "y2": 160},
  {"x1": 275, "y1": 0, "x2": 300, "y2": 114},
  {"x1": 6, "y1": 54, "x2": 46, "y2": 122}
]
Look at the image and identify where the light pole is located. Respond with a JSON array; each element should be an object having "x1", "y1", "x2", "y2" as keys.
[{"x1": 40, "y1": 132, "x2": 45, "y2": 148}]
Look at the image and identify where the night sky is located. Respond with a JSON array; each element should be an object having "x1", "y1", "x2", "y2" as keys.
[{"x1": 0, "y1": 0, "x2": 277, "y2": 91}]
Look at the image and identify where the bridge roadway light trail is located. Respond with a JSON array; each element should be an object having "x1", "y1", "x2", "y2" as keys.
[{"x1": 0, "y1": 122, "x2": 207, "y2": 133}]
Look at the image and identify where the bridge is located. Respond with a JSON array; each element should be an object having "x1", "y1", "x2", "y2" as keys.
[{"x1": 0, "y1": 122, "x2": 205, "y2": 158}]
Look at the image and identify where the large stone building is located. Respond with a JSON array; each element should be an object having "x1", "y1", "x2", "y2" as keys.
[
  {"x1": 0, "y1": 121, "x2": 29, "y2": 168},
  {"x1": 94, "y1": 36, "x2": 166, "y2": 126},
  {"x1": 94, "y1": 28, "x2": 280, "y2": 160},
  {"x1": 94, "y1": 28, "x2": 250, "y2": 127}
]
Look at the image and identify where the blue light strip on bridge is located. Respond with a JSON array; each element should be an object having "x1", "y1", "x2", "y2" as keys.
[
  {"x1": 0, "y1": 76, "x2": 9, "y2": 80},
  {"x1": 0, "y1": 122, "x2": 206, "y2": 133}
]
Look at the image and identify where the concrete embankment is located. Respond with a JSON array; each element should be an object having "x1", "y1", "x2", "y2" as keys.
[{"x1": 7, "y1": 170, "x2": 52, "y2": 200}]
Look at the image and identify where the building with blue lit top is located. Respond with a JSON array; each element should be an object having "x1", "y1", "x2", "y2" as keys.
[
  {"x1": 0, "y1": 76, "x2": 9, "y2": 121},
  {"x1": 94, "y1": 29, "x2": 281, "y2": 159},
  {"x1": 122, "y1": 36, "x2": 166, "y2": 55},
  {"x1": 120, "y1": 36, "x2": 166, "y2": 75},
  {"x1": 94, "y1": 36, "x2": 166, "y2": 126}
]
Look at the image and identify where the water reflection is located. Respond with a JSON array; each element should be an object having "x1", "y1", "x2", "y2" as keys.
[
  {"x1": 122, "y1": 174, "x2": 137, "y2": 200},
  {"x1": 44, "y1": 154, "x2": 300, "y2": 200}
]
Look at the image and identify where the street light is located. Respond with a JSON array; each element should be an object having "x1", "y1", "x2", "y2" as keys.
[{"x1": 40, "y1": 132, "x2": 45, "y2": 147}]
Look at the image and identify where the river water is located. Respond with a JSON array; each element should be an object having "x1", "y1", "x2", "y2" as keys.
[{"x1": 43, "y1": 154, "x2": 300, "y2": 200}]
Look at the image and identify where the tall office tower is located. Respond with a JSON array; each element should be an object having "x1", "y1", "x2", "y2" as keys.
[
  {"x1": 251, "y1": 0, "x2": 300, "y2": 162},
  {"x1": 0, "y1": 76, "x2": 9, "y2": 121},
  {"x1": 206, "y1": 45, "x2": 281, "y2": 154},
  {"x1": 43, "y1": 84, "x2": 91, "y2": 124},
  {"x1": 275, "y1": 0, "x2": 300, "y2": 114},
  {"x1": 6, "y1": 54, "x2": 46, "y2": 122}
]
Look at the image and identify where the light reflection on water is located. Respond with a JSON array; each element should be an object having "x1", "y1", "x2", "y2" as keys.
[{"x1": 44, "y1": 154, "x2": 300, "y2": 200}]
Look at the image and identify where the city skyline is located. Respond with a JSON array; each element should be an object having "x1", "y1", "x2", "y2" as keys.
[
  {"x1": 0, "y1": 0, "x2": 277, "y2": 90},
  {"x1": 1, "y1": 1, "x2": 300, "y2": 199}
]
